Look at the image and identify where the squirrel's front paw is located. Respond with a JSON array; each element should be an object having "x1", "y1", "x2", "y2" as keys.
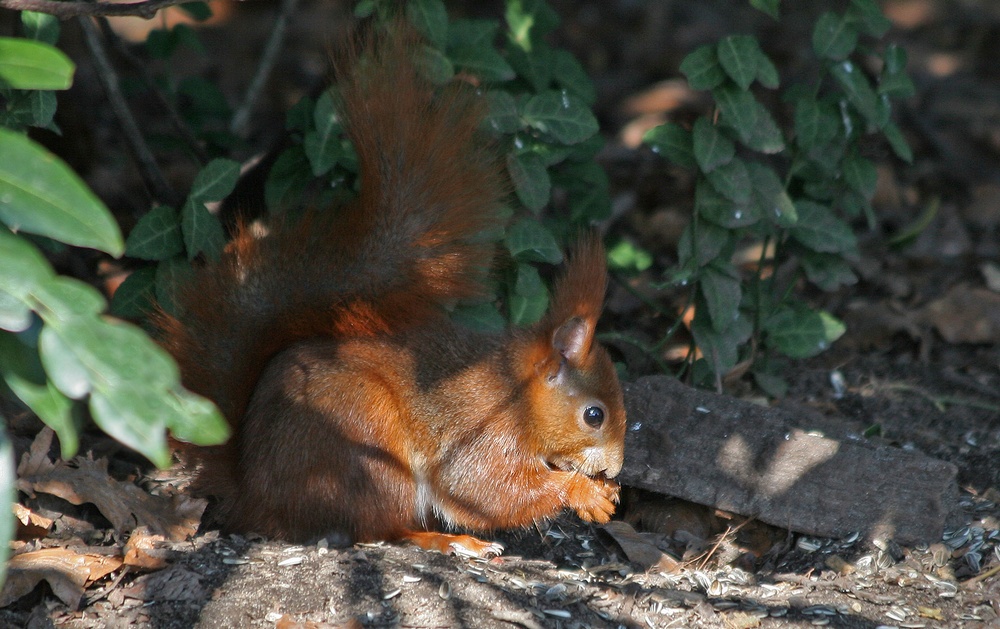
[{"x1": 568, "y1": 476, "x2": 620, "y2": 524}]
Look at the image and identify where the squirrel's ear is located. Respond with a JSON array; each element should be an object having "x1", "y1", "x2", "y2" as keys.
[
  {"x1": 551, "y1": 316, "x2": 594, "y2": 366},
  {"x1": 538, "y1": 233, "x2": 608, "y2": 367}
]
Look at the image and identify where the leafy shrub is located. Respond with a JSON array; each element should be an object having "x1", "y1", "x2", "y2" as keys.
[
  {"x1": 0, "y1": 12, "x2": 230, "y2": 582},
  {"x1": 640, "y1": 0, "x2": 913, "y2": 392}
]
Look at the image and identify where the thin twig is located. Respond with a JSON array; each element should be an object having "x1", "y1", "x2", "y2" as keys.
[
  {"x1": 78, "y1": 15, "x2": 180, "y2": 206},
  {"x1": 229, "y1": 0, "x2": 302, "y2": 137},
  {"x1": 1, "y1": 0, "x2": 190, "y2": 20},
  {"x1": 83, "y1": 566, "x2": 131, "y2": 606},
  {"x1": 963, "y1": 562, "x2": 1000, "y2": 588},
  {"x1": 96, "y1": 17, "x2": 209, "y2": 165}
]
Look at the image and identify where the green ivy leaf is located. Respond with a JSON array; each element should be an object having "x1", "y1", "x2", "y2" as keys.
[
  {"x1": 846, "y1": 0, "x2": 891, "y2": 37},
  {"x1": 21, "y1": 12, "x2": 60, "y2": 45},
  {"x1": 27, "y1": 90, "x2": 56, "y2": 130},
  {"x1": 109, "y1": 266, "x2": 156, "y2": 320},
  {"x1": 842, "y1": 152, "x2": 877, "y2": 199},
  {"x1": 680, "y1": 44, "x2": 727, "y2": 91},
  {"x1": 0, "y1": 229, "x2": 53, "y2": 332},
  {"x1": 0, "y1": 90, "x2": 57, "y2": 132},
  {"x1": 801, "y1": 252, "x2": 857, "y2": 290},
  {"x1": 188, "y1": 158, "x2": 240, "y2": 203},
  {"x1": 522, "y1": 90, "x2": 598, "y2": 144},
  {"x1": 717, "y1": 35, "x2": 759, "y2": 90},
  {"x1": 790, "y1": 200, "x2": 857, "y2": 253},
  {"x1": 406, "y1": 0, "x2": 448, "y2": 48},
  {"x1": 285, "y1": 95, "x2": 315, "y2": 133},
  {"x1": 692, "y1": 117, "x2": 735, "y2": 173},
  {"x1": 755, "y1": 49, "x2": 780, "y2": 89},
  {"x1": 691, "y1": 308, "x2": 752, "y2": 377},
  {"x1": 752, "y1": 368, "x2": 788, "y2": 398},
  {"x1": 0, "y1": 37, "x2": 73, "y2": 90},
  {"x1": 505, "y1": 38, "x2": 553, "y2": 92},
  {"x1": 60, "y1": 317, "x2": 180, "y2": 392},
  {"x1": 303, "y1": 90, "x2": 342, "y2": 176},
  {"x1": 505, "y1": 218, "x2": 563, "y2": 264},
  {"x1": 607, "y1": 240, "x2": 653, "y2": 273},
  {"x1": 449, "y1": 45, "x2": 515, "y2": 82},
  {"x1": 486, "y1": 91, "x2": 523, "y2": 133},
  {"x1": 696, "y1": 178, "x2": 760, "y2": 228},
  {"x1": 678, "y1": 220, "x2": 732, "y2": 267},
  {"x1": 415, "y1": 44, "x2": 455, "y2": 85},
  {"x1": 765, "y1": 306, "x2": 845, "y2": 359},
  {"x1": 33, "y1": 275, "x2": 105, "y2": 323},
  {"x1": 153, "y1": 256, "x2": 192, "y2": 316},
  {"x1": 793, "y1": 97, "x2": 840, "y2": 150},
  {"x1": 448, "y1": 18, "x2": 498, "y2": 47},
  {"x1": 700, "y1": 262, "x2": 742, "y2": 332},
  {"x1": 0, "y1": 129, "x2": 123, "y2": 256},
  {"x1": 705, "y1": 157, "x2": 752, "y2": 204},
  {"x1": 748, "y1": 161, "x2": 797, "y2": 227},
  {"x1": 561, "y1": 160, "x2": 611, "y2": 222},
  {"x1": 829, "y1": 60, "x2": 881, "y2": 128},
  {"x1": 879, "y1": 44, "x2": 915, "y2": 98},
  {"x1": 38, "y1": 325, "x2": 90, "y2": 399},
  {"x1": 163, "y1": 384, "x2": 228, "y2": 446},
  {"x1": 125, "y1": 205, "x2": 184, "y2": 261},
  {"x1": 643, "y1": 122, "x2": 696, "y2": 168},
  {"x1": 0, "y1": 290, "x2": 32, "y2": 334},
  {"x1": 507, "y1": 151, "x2": 551, "y2": 213},
  {"x1": 713, "y1": 85, "x2": 784, "y2": 153},
  {"x1": 552, "y1": 49, "x2": 596, "y2": 105},
  {"x1": 506, "y1": 0, "x2": 560, "y2": 49},
  {"x1": 0, "y1": 331, "x2": 77, "y2": 457},
  {"x1": 265, "y1": 146, "x2": 312, "y2": 213},
  {"x1": 181, "y1": 197, "x2": 226, "y2": 261},
  {"x1": 509, "y1": 262, "x2": 548, "y2": 326},
  {"x1": 749, "y1": 0, "x2": 780, "y2": 19},
  {"x1": 881, "y1": 121, "x2": 913, "y2": 163},
  {"x1": 812, "y1": 12, "x2": 858, "y2": 60},
  {"x1": 89, "y1": 387, "x2": 170, "y2": 468}
]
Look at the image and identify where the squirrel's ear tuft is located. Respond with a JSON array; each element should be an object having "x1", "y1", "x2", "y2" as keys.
[
  {"x1": 546, "y1": 232, "x2": 608, "y2": 326},
  {"x1": 535, "y1": 233, "x2": 608, "y2": 367}
]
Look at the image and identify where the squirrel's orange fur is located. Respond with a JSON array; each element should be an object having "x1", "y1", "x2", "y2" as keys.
[{"x1": 156, "y1": 28, "x2": 626, "y2": 556}]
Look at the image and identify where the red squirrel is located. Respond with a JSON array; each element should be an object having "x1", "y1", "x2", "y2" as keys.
[{"x1": 156, "y1": 28, "x2": 626, "y2": 557}]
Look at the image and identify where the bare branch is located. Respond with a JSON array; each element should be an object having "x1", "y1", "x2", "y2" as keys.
[
  {"x1": 0, "y1": 0, "x2": 189, "y2": 20},
  {"x1": 230, "y1": 0, "x2": 301, "y2": 137},
  {"x1": 96, "y1": 18, "x2": 209, "y2": 165},
  {"x1": 78, "y1": 15, "x2": 180, "y2": 206}
]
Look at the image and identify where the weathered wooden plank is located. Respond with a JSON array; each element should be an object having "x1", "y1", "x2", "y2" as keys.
[{"x1": 620, "y1": 376, "x2": 957, "y2": 544}]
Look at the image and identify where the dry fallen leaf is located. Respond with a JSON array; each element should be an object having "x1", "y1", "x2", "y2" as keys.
[
  {"x1": 123, "y1": 526, "x2": 171, "y2": 570},
  {"x1": 0, "y1": 548, "x2": 123, "y2": 609},
  {"x1": 921, "y1": 283, "x2": 1000, "y2": 344},
  {"x1": 17, "y1": 430, "x2": 206, "y2": 541},
  {"x1": 13, "y1": 503, "x2": 53, "y2": 540},
  {"x1": 601, "y1": 520, "x2": 681, "y2": 572}
]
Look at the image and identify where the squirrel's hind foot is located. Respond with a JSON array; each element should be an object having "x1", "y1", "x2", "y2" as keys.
[{"x1": 401, "y1": 530, "x2": 504, "y2": 558}]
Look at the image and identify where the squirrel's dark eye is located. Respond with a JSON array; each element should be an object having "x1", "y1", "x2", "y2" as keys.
[{"x1": 583, "y1": 406, "x2": 605, "y2": 428}]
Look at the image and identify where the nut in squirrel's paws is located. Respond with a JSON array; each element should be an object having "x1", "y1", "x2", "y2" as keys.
[{"x1": 569, "y1": 475, "x2": 620, "y2": 524}]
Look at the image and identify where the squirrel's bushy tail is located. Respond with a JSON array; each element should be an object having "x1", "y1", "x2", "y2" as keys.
[{"x1": 156, "y1": 27, "x2": 506, "y2": 440}]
